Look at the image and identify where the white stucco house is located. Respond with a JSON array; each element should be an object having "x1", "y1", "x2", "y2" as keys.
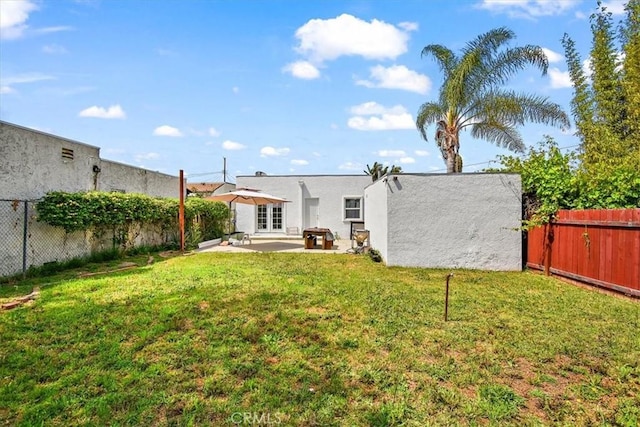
[
  {"x1": 235, "y1": 172, "x2": 523, "y2": 271},
  {"x1": 235, "y1": 174, "x2": 372, "y2": 241}
]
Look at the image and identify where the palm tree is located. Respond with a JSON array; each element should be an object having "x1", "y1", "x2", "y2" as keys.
[
  {"x1": 364, "y1": 162, "x2": 403, "y2": 182},
  {"x1": 416, "y1": 27, "x2": 570, "y2": 173}
]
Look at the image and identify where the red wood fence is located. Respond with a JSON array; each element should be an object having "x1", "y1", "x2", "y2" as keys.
[{"x1": 527, "y1": 209, "x2": 640, "y2": 297}]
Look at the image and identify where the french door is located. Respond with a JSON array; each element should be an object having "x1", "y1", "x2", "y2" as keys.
[{"x1": 257, "y1": 203, "x2": 284, "y2": 232}]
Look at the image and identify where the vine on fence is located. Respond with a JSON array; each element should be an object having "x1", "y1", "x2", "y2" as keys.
[{"x1": 36, "y1": 191, "x2": 229, "y2": 249}]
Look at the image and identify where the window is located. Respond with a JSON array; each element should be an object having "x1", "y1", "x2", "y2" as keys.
[{"x1": 344, "y1": 197, "x2": 362, "y2": 220}]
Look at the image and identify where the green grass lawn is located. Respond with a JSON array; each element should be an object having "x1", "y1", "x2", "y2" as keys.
[{"x1": 1, "y1": 253, "x2": 639, "y2": 426}]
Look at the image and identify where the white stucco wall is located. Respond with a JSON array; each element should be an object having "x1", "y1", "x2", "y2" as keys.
[
  {"x1": 363, "y1": 177, "x2": 389, "y2": 260},
  {"x1": 235, "y1": 175, "x2": 372, "y2": 238},
  {"x1": 0, "y1": 121, "x2": 182, "y2": 200},
  {"x1": 364, "y1": 173, "x2": 522, "y2": 271}
]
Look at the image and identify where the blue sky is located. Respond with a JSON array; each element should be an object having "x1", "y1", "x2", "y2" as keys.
[{"x1": 0, "y1": 0, "x2": 629, "y2": 182}]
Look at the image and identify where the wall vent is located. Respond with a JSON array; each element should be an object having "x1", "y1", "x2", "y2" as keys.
[{"x1": 61, "y1": 148, "x2": 74, "y2": 160}]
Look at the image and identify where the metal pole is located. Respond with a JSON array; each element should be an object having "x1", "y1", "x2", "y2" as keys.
[
  {"x1": 223, "y1": 157, "x2": 227, "y2": 183},
  {"x1": 22, "y1": 201, "x2": 28, "y2": 278},
  {"x1": 179, "y1": 170, "x2": 185, "y2": 252},
  {"x1": 444, "y1": 273, "x2": 454, "y2": 321}
]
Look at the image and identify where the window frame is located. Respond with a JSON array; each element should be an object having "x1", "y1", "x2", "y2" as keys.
[{"x1": 343, "y1": 196, "x2": 363, "y2": 221}]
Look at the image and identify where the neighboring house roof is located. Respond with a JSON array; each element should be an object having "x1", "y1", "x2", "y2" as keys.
[{"x1": 187, "y1": 182, "x2": 225, "y2": 194}]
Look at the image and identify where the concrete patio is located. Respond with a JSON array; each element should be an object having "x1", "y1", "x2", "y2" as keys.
[{"x1": 196, "y1": 239, "x2": 352, "y2": 254}]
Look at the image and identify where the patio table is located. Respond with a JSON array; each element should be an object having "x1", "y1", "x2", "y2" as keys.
[{"x1": 303, "y1": 228, "x2": 334, "y2": 250}]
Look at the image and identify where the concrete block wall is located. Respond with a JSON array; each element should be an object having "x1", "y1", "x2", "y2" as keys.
[{"x1": 0, "y1": 121, "x2": 182, "y2": 200}]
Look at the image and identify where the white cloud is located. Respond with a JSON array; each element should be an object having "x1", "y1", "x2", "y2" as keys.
[
  {"x1": 398, "y1": 22, "x2": 419, "y2": 32},
  {"x1": 1, "y1": 72, "x2": 55, "y2": 86},
  {"x1": 575, "y1": 10, "x2": 587, "y2": 19},
  {"x1": 348, "y1": 114, "x2": 414, "y2": 131},
  {"x1": 1, "y1": 86, "x2": 15, "y2": 94},
  {"x1": 42, "y1": 44, "x2": 67, "y2": 54},
  {"x1": 542, "y1": 48, "x2": 563, "y2": 63},
  {"x1": 549, "y1": 67, "x2": 572, "y2": 89},
  {"x1": 79, "y1": 104, "x2": 126, "y2": 119},
  {"x1": 291, "y1": 159, "x2": 309, "y2": 166},
  {"x1": 348, "y1": 102, "x2": 414, "y2": 131},
  {"x1": 415, "y1": 150, "x2": 430, "y2": 156},
  {"x1": 232, "y1": 86, "x2": 239, "y2": 94},
  {"x1": 283, "y1": 60, "x2": 321, "y2": 79},
  {"x1": 208, "y1": 127, "x2": 221, "y2": 137},
  {"x1": 338, "y1": 161, "x2": 363, "y2": 171},
  {"x1": 153, "y1": 125, "x2": 183, "y2": 137},
  {"x1": 260, "y1": 146, "x2": 290, "y2": 157},
  {"x1": 0, "y1": 0, "x2": 37, "y2": 40},
  {"x1": 293, "y1": 14, "x2": 410, "y2": 64},
  {"x1": 376, "y1": 150, "x2": 406, "y2": 157},
  {"x1": 398, "y1": 157, "x2": 415, "y2": 164},
  {"x1": 135, "y1": 152, "x2": 160, "y2": 162},
  {"x1": 583, "y1": 58, "x2": 592, "y2": 78},
  {"x1": 34, "y1": 26, "x2": 73, "y2": 35},
  {"x1": 476, "y1": 0, "x2": 581, "y2": 19},
  {"x1": 356, "y1": 65, "x2": 430, "y2": 94},
  {"x1": 222, "y1": 140, "x2": 246, "y2": 150},
  {"x1": 601, "y1": 0, "x2": 627, "y2": 15},
  {"x1": 350, "y1": 101, "x2": 407, "y2": 116}
]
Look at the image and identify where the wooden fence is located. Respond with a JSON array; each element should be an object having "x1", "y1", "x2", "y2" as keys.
[{"x1": 527, "y1": 209, "x2": 640, "y2": 297}]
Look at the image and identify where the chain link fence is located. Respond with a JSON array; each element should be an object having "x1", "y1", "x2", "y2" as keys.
[
  {"x1": 0, "y1": 199, "x2": 90, "y2": 278},
  {"x1": 0, "y1": 199, "x2": 179, "y2": 279}
]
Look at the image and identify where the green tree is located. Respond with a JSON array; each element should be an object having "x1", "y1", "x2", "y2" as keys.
[
  {"x1": 562, "y1": 0, "x2": 640, "y2": 173},
  {"x1": 621, "y1": 0, "x2": 640, "y2": 146},
  {"x1": 416, "y1": 27, "x2": 570, "y2": 173},
  {"x1": 495, "y1": 136, "x2": 639, "y2": 225},
  {"x1": 364, "y1": 162, "x2": 402, "y2": 182}
]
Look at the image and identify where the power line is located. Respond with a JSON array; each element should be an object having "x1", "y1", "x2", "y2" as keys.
[
  {"x1": 427, "y1": 143, "x2": 583, "y2": 173},
  {"x1": 186, "y1": 170, "x2": 224, "y2": 178}
]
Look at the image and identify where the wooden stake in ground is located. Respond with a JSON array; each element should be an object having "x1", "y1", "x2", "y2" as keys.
[{"x1": 444, "y1": 273, "x2": 454, "y2": 321}]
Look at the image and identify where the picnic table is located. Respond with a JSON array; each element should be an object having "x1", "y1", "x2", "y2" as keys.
[{"x1": 303, "y1": 228, "x2": 334, "y2": 250}]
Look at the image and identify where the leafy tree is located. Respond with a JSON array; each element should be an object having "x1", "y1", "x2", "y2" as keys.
[
  {"x1": 494, "y1": 137, "x2": 579, "y2": 225},
  {"x1": 621, "y1": 0, "x2": 640, "y2": 147},
  {"x1": 561, "y1": 0, "x2": 640, "y2": 173},
  {"x1": 416, "y1": 27, "x2": 570, "y2": 173},
  {"x1": 494, "y1": 136, "x2": 639, "y2": 226},
  {"x1": 364, "y1": 162, "x2": 402, "y2": 182}
]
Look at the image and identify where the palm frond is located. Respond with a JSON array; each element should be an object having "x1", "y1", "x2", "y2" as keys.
[
  {"x1": 470, "y1": 122, "x2": 525, "y2": 152},
  {"x1": 467, "y1": 46, "x2": 549, "y2": 95},
  {"x1": 444, "y1": 28, "x2": 516, "y2": 112},
  {"x1": 421, "y1": 44, "x2": 457, "y2": 76},
  {"x1": 463, "y1": 27, "x2": 516, "y2": 62},
  {"x1": 479, "y1": 91, "x2": 571, "y2": 129},
  {"x1": 416, "y1": 102, "x2": 447, "y2": 141}
]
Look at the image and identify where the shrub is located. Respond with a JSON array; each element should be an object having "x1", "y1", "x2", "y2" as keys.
[{"x1": 36, "y1": 191, "x2": 229, "y2": 248}]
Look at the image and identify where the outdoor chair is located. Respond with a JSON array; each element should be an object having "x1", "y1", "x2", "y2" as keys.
[{"x1": 241, "y1": 233, "x2": 252, "y2": 245}]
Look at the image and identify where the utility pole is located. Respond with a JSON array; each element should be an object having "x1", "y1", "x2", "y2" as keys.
[{"x1": 223, "y1": 157, "x2": 227, "y2": 183}]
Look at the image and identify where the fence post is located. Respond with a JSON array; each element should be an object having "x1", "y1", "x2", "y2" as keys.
[
  {"x1": 544, "y1": 222, "x2": 554, "y2": 276},
  {"x1": 22, "y1": 201, "x2": 28, "y2": 278}
]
